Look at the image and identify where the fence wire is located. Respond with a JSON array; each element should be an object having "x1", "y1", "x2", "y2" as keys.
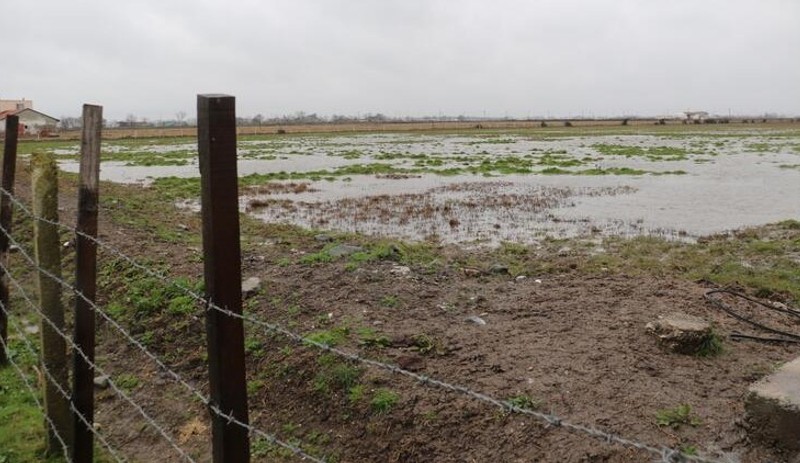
[
  {"x1": 1, "y1": 301, "x2": 126, "y2": 463},
  {"x1": 0, "y1": 186, "x2": 725, "y2": 463},
  {"x1": 0, "y1": 307, "x2": 73, "y2": 463},
  {"x1": 0, "y1": 202, "x2": 327, "y2": 462}
]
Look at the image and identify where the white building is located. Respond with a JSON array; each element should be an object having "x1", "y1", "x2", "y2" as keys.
[{"x1": 0, "y1": 105, "x2": 60, "y2": 137}]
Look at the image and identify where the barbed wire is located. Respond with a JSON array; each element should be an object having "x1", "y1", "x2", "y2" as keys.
[
  {"x1": 0, "y1": 309, "x2": 73, "y2": 463},
  {"x1": 0, "y1": 187, "x2": 723, "y2": 463},
  {"x1": 1, "y1": 301, "x2": 126, "y2": 463},
  {"x1": 0, "y1": 259, "x2": 198, "y2": 463},
  {"x1": 0, "y1": 211, "x2": 327, "y2": 462}
]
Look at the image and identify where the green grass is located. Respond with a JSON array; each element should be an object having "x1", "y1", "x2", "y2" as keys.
[
  {"x1": 506, "y1": 395, "x2": 541, "y2": 411},
  {"x1": 0, "y1": 338, "x2": 64, "y2": 463},
  {"x1": 656, "y1": 404, "x2": 701, "y2": 429},
  {"x1": 370, "y1": 388, "x2": 400, "y2": 414},
  {"x1": 696, "y1": 331, "x2": 724, "y2": 357}
]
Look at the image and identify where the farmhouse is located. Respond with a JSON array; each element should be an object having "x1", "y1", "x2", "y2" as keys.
[{"x1": 0, "y1": 99, "x2": 59, "y2": 136}]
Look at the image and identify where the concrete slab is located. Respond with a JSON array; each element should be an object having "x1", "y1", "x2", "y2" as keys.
[{"x1": 745, "y1": 356, "x2": 800, "y2": 451}]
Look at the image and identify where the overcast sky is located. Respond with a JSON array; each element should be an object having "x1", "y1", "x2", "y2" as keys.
[{"x1": 2, "y1": 0, "x2": 798, "y2": 120}]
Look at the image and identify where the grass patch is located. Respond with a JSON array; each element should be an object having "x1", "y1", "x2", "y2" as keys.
[
  {"x1": 370, "y1": 388, "x2": 400, "y2": 414},
  {"x1": 656, "y1": 404, "x2": 701, "y2": 429}
]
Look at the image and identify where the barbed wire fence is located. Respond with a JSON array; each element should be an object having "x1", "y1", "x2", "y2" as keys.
[{"x1": 0, "y1": 99, "x2": 728, "y2": 463}]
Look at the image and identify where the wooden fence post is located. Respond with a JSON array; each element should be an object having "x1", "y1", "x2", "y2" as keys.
[
  {"x1": 72, "y1": 104, "x2": 102, "y2": 463},
  {"x1": 32, "y1": 152, "x2": 74, "y2": 455},
  {"x1": 197, "y1": 94, "x2": 250, "y2": 463},
  {"x1": 0, "y1": 114, "x2": 19, "y2": 366}
]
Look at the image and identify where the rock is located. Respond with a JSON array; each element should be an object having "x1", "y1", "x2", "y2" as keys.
[
  {"x1": 488, "y1": 263, "x2": 509, "y2": 275},
  {"x1": 23, "y1": 325, "x2": 39, "y2": 335},
  {"x1": 241, "y1": 277, "x2": 262, "y2": 298},
  {"x1": 745, "y1": 356, "x2": 800, "y2": 450},
  {"x1": 178, "y1": 224, "x2": 190, "y2": 231},
  {"x1": 645, "y1": 313, "x2": 712, "y2": 354},
  {"x1": 462, "y1": 267, "x2": 482, "y2": 277},
  {"x1": 314, "y1": 234, "x2": 333, "y2": 243},
  {"x1": 327, "y1": 244, "x2": 364, "y2": 257},
  {"x1": 390, "y1": 265, "x2": 411, "y2": 276},
  {"x1": 557, "y1": 246, "x2": 572, "y2": 256},
  {"x1": 465, "y1": 315, "x2": 487, "y2": 326},
  {"x1": 8, "y1": 245, "x2": 19, "y2": 253},
  {"x1": 534, "y1": 279, "x2": 542, "y2": 284},
  {"x1": 515, "y1": 275, "x2": 527, "y2": 282},
  {"x1": 94, "y1": 375, "x2": 110, "y2": 389}
]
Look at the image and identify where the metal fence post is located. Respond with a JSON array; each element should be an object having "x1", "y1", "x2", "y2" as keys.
[
  {"x1": 72, "y1": 104, "x2": 102, "y2": 463},
  {"x1": 197, "y1": 94, "x2": 250, "y2": 462},
  {"x1": 0, "y1": 114, "x2": 19, "y2": 366}
]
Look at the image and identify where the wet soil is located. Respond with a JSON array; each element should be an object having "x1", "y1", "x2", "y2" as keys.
[{"x1": 27, "y1": 182, "x2": 796, "y2": 463}]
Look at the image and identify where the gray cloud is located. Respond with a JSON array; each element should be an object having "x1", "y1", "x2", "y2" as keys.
[{"x1": 2, "y1": 0, "x2": 798, "y2": 120}]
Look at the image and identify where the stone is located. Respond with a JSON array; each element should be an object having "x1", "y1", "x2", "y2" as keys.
[
  {"x1": 23, "y1": 325, "x2": 40, "y2": 335},
  {"x1": 178, "y1": 223, "x2": 190, "y2": 231},
  {"x1": 465, "y1": 315, "x2": 487, "y2": 326},
  {"x1": 515, "y1": 275, "x2": 527, "y2": 282},
  {"x1": 8, "y1": 244, "x2": 19, "y2": 253},
  {"x1": 645, "y1": 312, "x2": 712, "y2": 354},
  {"x1": 241, "y1": 277, "x2": 262, "y2": 298},
  {"x1": 327, "y1": 244, "x2": 364, "y2": 257},
  {"x1": 94, "y1": 375, "x2": 110, "y2": 389},
  {"x1": 488, "y1": 263, "x2": 509, "y2": 275},
  {"x1": 390, "y1": 265, "x2": 411, "y2": 276},
  {"x1": 745, "y1": 356, "x2": 800, "y2": 450}
]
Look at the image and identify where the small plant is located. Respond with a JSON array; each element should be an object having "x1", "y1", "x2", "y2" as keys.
[
  {"x1": 506, "y1": 395, "x2": 540, "y2": 410},
  {"x1": 305, "y1": 327, "x2": 349, "y2": 347},
  {"x1": 371, "y1": 388, "x2": 399, "y2": 414},
  {"x1": 656, "y1": 404, "x2": 701, "y2": 429},
  {"x1": 357, "y1": 328, "x2": 392, "y2": 349},
  {"x1": 380, "y1": 295, "x2": 399, "y2": 308},
  {"x1": 115, "y1": 374, "x2": 140, "y2": 392},
  {"x1": 347, "y1": 384, "x2": 365, "y2": 403},
  {"x1": 244, "y1": 337, "x2": 264, "y2": 356},
  {"x1": 696, "y1": 331, "x2": 723, "y2": 357}
]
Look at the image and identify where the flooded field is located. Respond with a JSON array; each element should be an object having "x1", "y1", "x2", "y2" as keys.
[{"x1": 52, "y1": 127, "x2": 800, "y2": 245}]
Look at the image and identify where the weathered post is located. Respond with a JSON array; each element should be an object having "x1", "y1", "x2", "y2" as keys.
[
  {"x1": 32, "y1": 152, "x2": 74, "y2": 455},
  {"x1": 197, "y1": 94, "x2": 250, "y2": 462},
  {"x1": 0, "y1": 114, "x2": 19, "y2": 366},
  {"x1": 72, "y1": 104, "x2": 102, "y2": 463}
]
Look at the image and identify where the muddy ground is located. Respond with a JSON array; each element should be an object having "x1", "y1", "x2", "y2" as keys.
[{"x1": 5, "y1": 158, "x2": 800, "y2": 463}]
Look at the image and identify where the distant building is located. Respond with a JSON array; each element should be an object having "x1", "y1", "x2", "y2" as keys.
[
  {"x1": 0, "y1": 98, "x2": 33, "y2": 113},
  {"x1": 683, "y1": 111, "x2": 709, "y2": 122},
  {"x1": 0, "y1": 99, "x2": 60, "y2": 137}
]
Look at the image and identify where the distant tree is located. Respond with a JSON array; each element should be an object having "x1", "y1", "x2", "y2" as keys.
[
  {"x1": 175, "y1": 111, "x2": 187, "y2": 126},
  {"x1": 59, "y1": 116, "x2": 82, "y2": 130}
]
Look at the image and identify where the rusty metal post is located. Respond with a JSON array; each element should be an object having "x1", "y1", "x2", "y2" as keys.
[
  {"x1": 0, "y1": 115, "x2": 19, "y2": 366},
  {"x1": 197, "y1": 94, "x2": 250, "y2": 462},
  {"x1": 72, "y1": 104, "x2": 102, "y2": 463}
]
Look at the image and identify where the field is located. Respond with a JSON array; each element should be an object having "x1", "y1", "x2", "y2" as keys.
[{"x1": 3, "y1": 123, "x2": 800, "y2": 462}]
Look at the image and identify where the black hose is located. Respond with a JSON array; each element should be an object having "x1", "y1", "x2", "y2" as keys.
[{"x1": 704, "y1": 289, "x2": 800, "y2": 344}]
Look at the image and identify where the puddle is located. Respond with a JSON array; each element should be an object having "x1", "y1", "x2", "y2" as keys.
[{"x1": 53, "y1": 130, "x2": 800, "y2": 245}]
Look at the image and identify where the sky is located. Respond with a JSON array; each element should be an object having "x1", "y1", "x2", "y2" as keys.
[{"x1": 2, "y1": 0, "x2": 799, "y2": 121}]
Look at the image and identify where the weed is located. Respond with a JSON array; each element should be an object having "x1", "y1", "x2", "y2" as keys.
[
  {"x1": 656, "y1": 404, "x2": 701, "y2": 429},
  {"x1": 115, "y1": 374, "x2": 140, "y2": 392},
  {"x1": 696, "y1": 331, "x2": 723, "y2": 357},
  {"x1": 357, "y1": 328, "x2": 392, "y2": 349},
  {"x1": 305, "y1": 327, "x2": 349, "y2": 347},
  {"x1": 506, "y1": 395, "x2": 541, "y2": 410},
  {"x1": 380, "y1": 295, "x2": 399, "y2": 308},
  {"x1": 370, "y1": 388, "x2": 400, "y2": 414},
  {"x1": 347, "y1": 384, "x2": 365, "y2": 403},
  {"x1": 313, "y1": 355, "x2": 362, "y2": 395}
]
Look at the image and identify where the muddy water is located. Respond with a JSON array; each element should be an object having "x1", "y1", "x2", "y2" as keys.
[{"x1": 57, "y1": 131, "x2": 800, "y2": 244}]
